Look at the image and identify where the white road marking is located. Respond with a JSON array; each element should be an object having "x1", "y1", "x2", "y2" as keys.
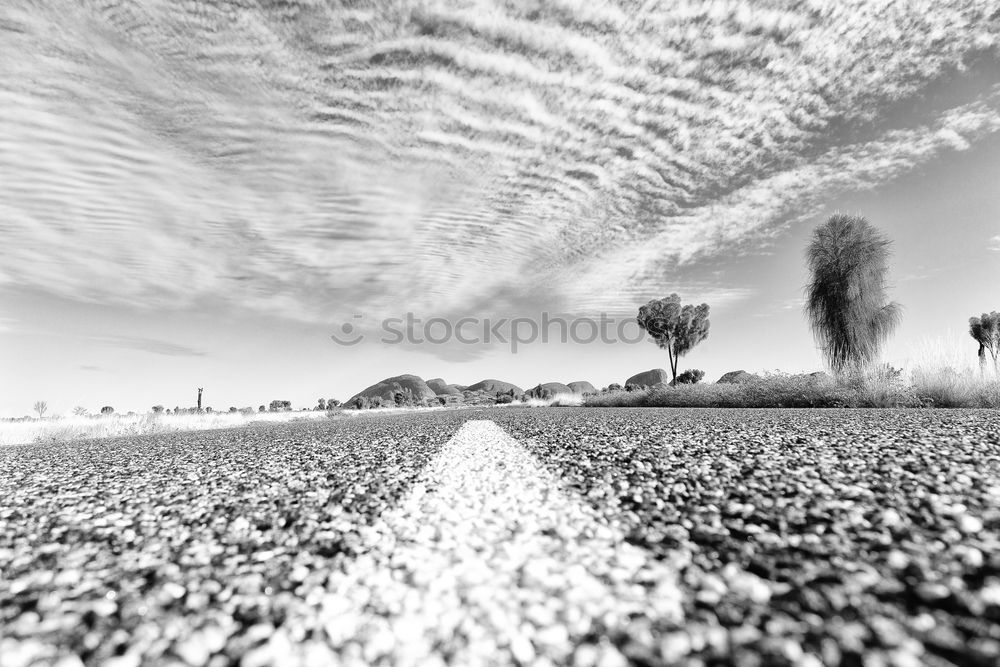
[{"x1": 290, "y1": 420, "x2": 684, "y2": 665}]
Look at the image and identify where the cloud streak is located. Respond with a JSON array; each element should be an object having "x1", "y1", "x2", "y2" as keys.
[
  {"x1": 91, "y1": 336, "x2": 205, "y2": 358},
  {"x1": 1, "y1": 1, "x2": 999, "y2": 329}
]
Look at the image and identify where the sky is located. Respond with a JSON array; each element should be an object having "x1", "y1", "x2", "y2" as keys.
[{"x1": 2, "y1": 0, "x2": 999, "y2": 416}]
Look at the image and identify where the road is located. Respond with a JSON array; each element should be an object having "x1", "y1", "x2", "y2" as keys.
[{"x1": 2, "y1": 407, "x2": 999, "y2": 666}]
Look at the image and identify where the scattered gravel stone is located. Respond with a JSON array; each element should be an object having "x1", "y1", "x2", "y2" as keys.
[{"x1": 2, "y1": 407, "x2": 998, "y2": 665}]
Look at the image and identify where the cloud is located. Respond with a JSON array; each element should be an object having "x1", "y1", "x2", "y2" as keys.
[
  {"x1": 91, "y1": 336, "x2": 205, "y2": 357},
  {"x1": 1, "y1": 0, "x2": 999, "y2": 328}
]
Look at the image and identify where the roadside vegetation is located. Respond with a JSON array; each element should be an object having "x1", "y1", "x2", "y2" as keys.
[
  {"x1": 0, "y1": 409, "x2": 336, "y2": 447},
  {"x1": 591, "y1": 212, "x2": 999, "y2": 409}
]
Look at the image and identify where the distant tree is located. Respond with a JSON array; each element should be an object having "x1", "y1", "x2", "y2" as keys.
[
  {"x1": 675, "y1": 369, "x2": 705, "y2": 385},
  {"x1": 229, "y1": 406, "x2": 238, "y2": 413},
  {"x1": 970, "y1": 312, "x2": 1000, "y2": 373},
  {"x1": 72, "y1": 406, "x2": 88, "y2": 417},
  {"x1": 317, "y1": 398, "x2": 327, "y2": 411},
  {"x1": 258, "y1": 405, "x2": 266, "y2": 412},
  {"x1": 327, "y1": 399, "x2": 341, "y2": 408},
  {"x1": 805, "y1": 214, "x2": 901, "y2": 373},
  {"x1": 100, "y1": 406, "x2": 114, "y2": 415},
  {"x1": 152, "y1": 405, "x2": 164, "y2": 414},
  {"x1": 33, "y1": 401, "x2": 48, "y2": 419},
  {"x1": 607, "y1": 383, "x2": 622, "y2": 391},
  {"x1": 637, "y1": 294, "x2": 710, "y2": 384}
]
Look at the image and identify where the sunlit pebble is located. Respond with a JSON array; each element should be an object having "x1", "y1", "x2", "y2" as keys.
[{"x1": 958, "y1": 515, "x2": 983, "y2": 534}]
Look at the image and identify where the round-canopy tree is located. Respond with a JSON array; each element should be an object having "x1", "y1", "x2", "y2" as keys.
[
  {"x1": 637, "y1": 294, "x2": 710, "y2": 384},
  {"x1": 805, "y1": 214, "x2": 901, "y2": 373},
  {"x1": 969, "y1": 312, "x2": 1000, "y2": 372}
]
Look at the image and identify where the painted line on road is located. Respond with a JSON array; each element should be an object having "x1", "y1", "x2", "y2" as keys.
[{"x1": 295, "y1": 419, "x2": 683, "y2": 666}]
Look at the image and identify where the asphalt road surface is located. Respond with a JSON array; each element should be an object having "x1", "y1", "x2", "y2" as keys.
[{"x1": 2, "y1": 407, "x2": 999, "y2": 666}]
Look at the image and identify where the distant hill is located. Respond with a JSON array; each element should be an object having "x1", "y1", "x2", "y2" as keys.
[
  {"x1": 527, "y1": 382, "x2": 572, "y2": 398},
  {"x1": 568, "y1": 381, "x2": 596, "y2": 394},
  {"x1": 348, "y1": 374, "x2": 437, "y2": 406},
  {"x1": 426, "y1": 378, "x2": 462, "y2": 396},
  {"x1": 465, "y1": 379, "x2": 523, "y2": 395}
]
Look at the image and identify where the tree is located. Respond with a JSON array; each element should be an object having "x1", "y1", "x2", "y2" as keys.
[
  {"x1": 805, "y1": 214, "x2": 901, "y2": 373},
  {"x1": 152, "y1": 405, "x2": 164, "y2": 414},
  {"x1": 317, "y1": 398, "x2": 327, "y2": 411},
  {"x1": 970, "y1": 312, "x2": 1000, "y2": 373},
  {"x1": 33, "y1": 400, "x2": 48, "y2": 419},
  {"x1": 72, "y1": 406, "x2": 88, "y2": 417},
  {"x1": 637, "y1": 294, "x2": 711, "y2": 383},
  {"x1": 100, "y1": 406, "x2": 114, "y2": 415}
]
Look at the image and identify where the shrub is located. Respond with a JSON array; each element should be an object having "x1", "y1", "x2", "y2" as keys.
[
  {"x1": 100, "y1": 406, "x2": 114, "y2": 415},
  {"x1": 585, "y1": 372, "x2": 924, "y2": 408},
  {"x1": 675, "y1": 369, "x2": 705, "y2": 385}
]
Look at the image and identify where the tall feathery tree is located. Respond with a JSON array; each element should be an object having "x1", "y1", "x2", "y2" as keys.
[
  {"x1": 970, "y1": 312, "x2": 1000, "y2": 373},
  {"x1": 637, "y1": 294, "x2": 710, "y2": 383},
  {"x1": 805, "y1": 214, "x2": 901, "y2": 373}
]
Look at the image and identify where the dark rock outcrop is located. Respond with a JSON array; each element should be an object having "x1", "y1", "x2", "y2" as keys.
[
  {"x1": 716, "y1": 370, "x2": 760, "y2": 384},
  {"x1": 625, "y1": 368, "x2": 670, "y2": 388}
]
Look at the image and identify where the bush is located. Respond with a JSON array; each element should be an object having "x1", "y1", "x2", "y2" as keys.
[
  {"x1": 496, "y1": 394, "x2": 514, "y2": 404},
  {"x1": 674, "y1": 369, "x2": 705, "y2": 385},
  {"x1": 151, "y1": 405, "x2": 164, "y2": 414},
  {"x1": 585, "y1": 372, "x2": 922, "y2": 408},
  {"x1": 100, "y1": 406, "x2": 114, "y2": 415}
]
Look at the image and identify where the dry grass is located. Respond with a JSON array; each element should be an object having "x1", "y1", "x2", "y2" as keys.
[
  {"x1": 902, "y1": 334, "x2": 1000, "y2": 407},
  {"x1": 585, "y1": 343, "x2": 1000, "y2": 410},
  {"x1": 585, "y1": 374, "x2": 883, "y2": 409},
  {"x1": 0, "y1": 410, "x2": 334, "y2": 447}
]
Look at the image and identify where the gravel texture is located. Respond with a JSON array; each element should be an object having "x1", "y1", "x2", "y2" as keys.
[
  {"x1": 2, "y1": 407, "x2": 999, "y2": 666},
  {"x1": 493, "y1": 407, "x2": 1000, "y2": 667},
  {"x1": 0, "y1": 412, "x2": 464, "y2": 666}
]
